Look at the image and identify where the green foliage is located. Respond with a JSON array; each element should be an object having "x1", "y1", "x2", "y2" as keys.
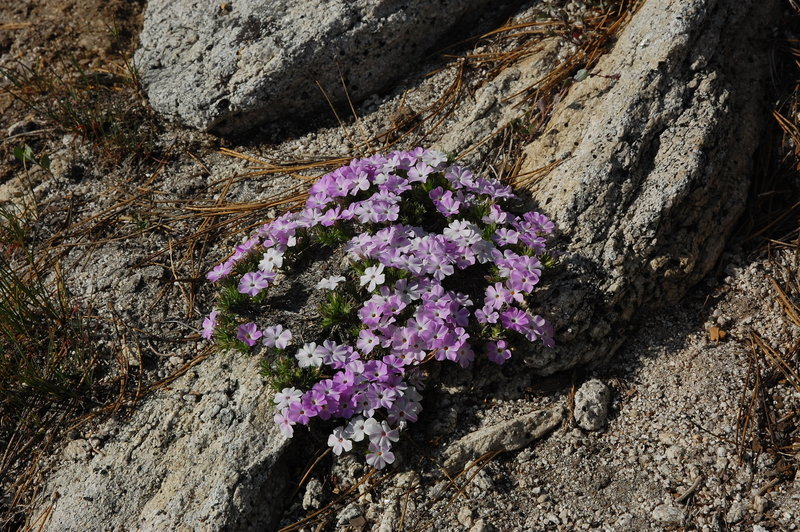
[
  {"x1": 319, "y1": 291, "x2": 354, "y2": 331},
  {"x1": 540, "y1": 253, "x2": 557, "y2": 268},
  {"x1": 13, "y1": 144, "x2": 51, "y2": 172},
  {"x1": 218, "y1": 281, "x2": 248, "y2": 313},
  {"x1": 260, "y1": 352, "x2": 319, "y2": 391},
  {"x1": 398, "y1": 186, "x2": 441, "y2": 230},
  {"x1": 313, "y1": 224, "x2": 352, "y2": 247}
]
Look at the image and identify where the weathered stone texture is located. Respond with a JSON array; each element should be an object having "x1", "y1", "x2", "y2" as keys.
[
  {"x1": 135, "y1": 0, "x2": 501, "y2": 134},
  {"x1": 518, "y1": 0, "x2": 778, "y2": 373},
  {"x1": 34, "y1": 353, "x2": 292, "y2": 531}
]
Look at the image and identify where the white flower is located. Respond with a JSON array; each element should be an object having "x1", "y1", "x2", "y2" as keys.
[
  {"x1": 359, "y1": 264, "x2": 385, "y2": 292},
  {"x1": 327, "y1": 426, "x2": 353, "y2": 456},
  {"x1": 274, "y1": 411, "x2": 294, "y2": 437},
  {"x1": 316, "y1": 275, "x2": 346, "y2": 290},
  {"x1": 273, "y1": 387, "x2": 302, "y2": 410},
  {"x1": 421, "y1": 149, "x2": 447, "y2": 168},
  {"x1": 262, "y1": 324, "x2": 292, "y2": 349},
  {"x1": 364, "y1": 418, "x2": 400, "y2": 448},
  {"x1": 365, "y1": 441, "x2": 395, "y2": 469},
  {"x1": 346, "y1": 416, "x2": 367, "y2": 442},
  {"x1": 296, "y1": 342, "x2": 323, "y2": 368},
  {"x1": 259, "y1": 248, "x2": 284, "y2": 271}
]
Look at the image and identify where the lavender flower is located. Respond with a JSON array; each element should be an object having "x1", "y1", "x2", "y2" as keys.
[
  {"x1": 201, "y1": 148, "x2": 556, "y2": 470},
  {"x1": 236, "y1": 322, "x2": 262, "y2": 347}
]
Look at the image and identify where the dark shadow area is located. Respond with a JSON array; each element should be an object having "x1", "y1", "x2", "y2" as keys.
[{"x1": 222, "y1": 1, "x2": 530, "y2": 147}]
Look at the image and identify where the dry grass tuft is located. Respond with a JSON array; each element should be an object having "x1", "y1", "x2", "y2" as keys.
[{"x1": 0, "y1": 58, "x2": 159, "y2": 165}]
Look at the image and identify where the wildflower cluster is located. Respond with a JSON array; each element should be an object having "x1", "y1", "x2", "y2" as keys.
[{"x1": 201, "y1": 148, "x2": 554, "y2": 469}]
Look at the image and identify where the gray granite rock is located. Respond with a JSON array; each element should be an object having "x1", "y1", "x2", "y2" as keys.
[
  {"x1": 442, "y1": 405, "x2": 565, "y2": 474},
  {"x1": 652, "y1": 503, "x2": 686, "y2": 525},
  {"x1": 135, "y1": 0, "x2": 502, "y2": 134},
  {"x1": 518, "y1": 0, "x2": 778, "y2": 373},
  {"x1": 33, "y1": 353, "x2": 293, "y2": 531},
  {"x1": 574, "y1": 379, "x2": 611, "y2": 431}
]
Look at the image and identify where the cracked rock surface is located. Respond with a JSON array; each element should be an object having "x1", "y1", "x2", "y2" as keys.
[{"x1": 518, "y1": 0, "x2": 779, "y2": 373}]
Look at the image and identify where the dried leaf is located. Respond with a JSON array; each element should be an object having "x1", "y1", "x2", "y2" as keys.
[{"x1": 708, "y1": 326, "x2": 728, "y2": 342}]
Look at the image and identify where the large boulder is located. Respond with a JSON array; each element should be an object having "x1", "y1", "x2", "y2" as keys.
[
  {"x1": 134, "y1": 0, "x2": 502, "y2": 134},
  {"x1": 517, "y1": 0, "x2": 778, "y2": 373},
  {"x1": 32, "y1": 353, "x2": 293, "y2": 531}
]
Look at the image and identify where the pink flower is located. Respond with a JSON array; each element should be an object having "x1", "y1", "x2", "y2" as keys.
[
  {"x1": 238, "y1": 271, "x2": 274, "y2": 296},
  {"x1": 236, "y1": 322, "x2": 262, "y2": 347},
  {"x1": 201, "y1": 310, "x2": 218, "y2": 340},
  {"x1": 206, "y1": 261, "x2": 233, "y2": 282}
]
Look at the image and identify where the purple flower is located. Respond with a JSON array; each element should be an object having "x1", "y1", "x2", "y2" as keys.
[
  {"x1": 475, "y1": 306, "x2": 498, "y2": 324},
  {"x1": 306, "y1": 192, "x2": 331, "y2": 210},
  {"x1": 500, "y1": 307, "x2": 531, "y2": 333},
  {"x1": 364, "y1": 360, "x2": 390, "y2": 382},
  {"x1": 524, "y1": 211, "x2": 555, "y2": 233},
  {"x1": 354, "y1": 389, "x2": 379, "y2": 417},
  {"x1": 318, "y1": 340, "x2": 351, "y2": 368},
  {"x1": 483, "y1": 283, "x2": 511, "y2": 309},
  {"x1": 509, "y1": 269, "x2": 538, "y2": 294},
  {"x1": 493, "y1": 227, "x2": 519, "y2": 246},
  {"x1": 431, "y1": 189, "x2": 461, "y2": 217},
  {"x1": 358, "y1": 301, "x2": 384, "y2": 329},
  {"x1": 236, "y1": 322, "x2": 262, "y2": 347},
  {"x1": 483, "y1": 204, "x2": 509, "y2": 224},
  {"x1": 356, "y1": 329, "x2": 380, "y2": 354},
  {"x1": 206, "y1": 261, "x2": 233, "y2": 282},
  {"x1": 455, "y1": 341, "x2": 475, "y2": 368},
  {"x1": 262, "y1": 324, "x2": 292, "y2": 349},
  {"x1": 320, "y1": 207, "x2": 341, "y2": 227},
  {"x1": 238, "y1": 271, "x2": 273, "y2": 297},
  {"x1": 486, "y1": 340, "x2": 512, "y2": 365},
  {"x1": 201, "y1": 310, "x2": 218, "y2": 340},
  {"x1": 287, "y1": 402, "x2": 312, "y2": 425},
  {"x1": 205, "y1": 148, "x2": 556, "y2": 469},
  {"x1": 407, "y1": 162, "x2": 434, "y2": 183}
]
